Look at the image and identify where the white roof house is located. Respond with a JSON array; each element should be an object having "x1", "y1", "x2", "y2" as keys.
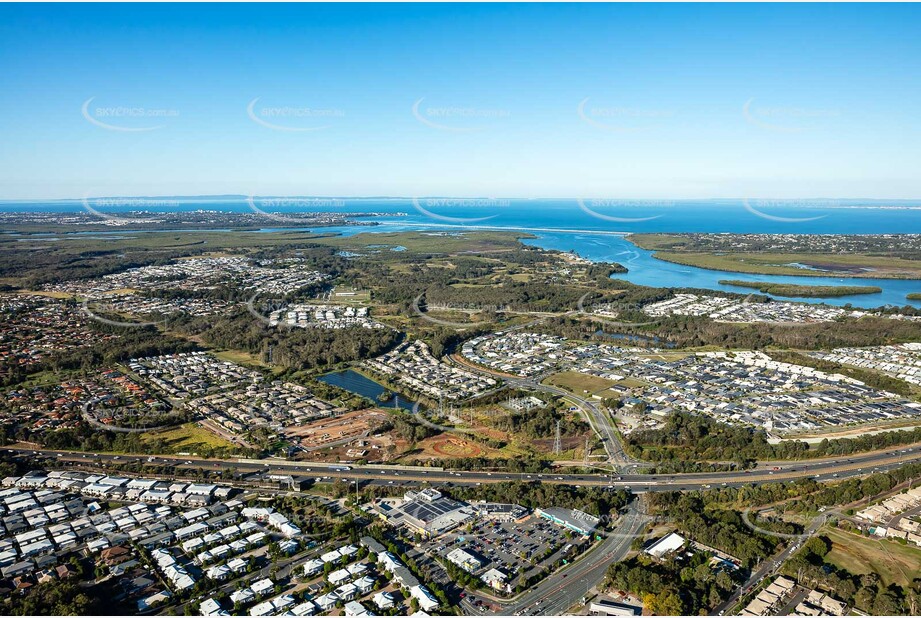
[
  {"x1": 373, "y1": 591, "x2": 395, "y2": 609},
  {"x1": 410, "y1": 585, "x2": 440, "y2": 612}
]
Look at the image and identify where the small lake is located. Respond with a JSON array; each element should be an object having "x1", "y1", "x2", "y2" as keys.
[
  {"x1": 595, "y1": 330, "x2": 676, "y2": 348},
  {"x1": 318, "y1": 369, "x2": 415, "y2": 411}
]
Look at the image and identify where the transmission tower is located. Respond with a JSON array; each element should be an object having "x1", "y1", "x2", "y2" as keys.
[{"x1": 553, "y1": 420, "x2": 562, "y2": 455}]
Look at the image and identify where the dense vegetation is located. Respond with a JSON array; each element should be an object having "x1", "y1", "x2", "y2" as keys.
[
  {"x1": 647, "y1": 493, "x2": 782, "y2": 567},
  {"x1": 607, "y1": 551, "x2": 739, "y2": 615},
  {"x1": 4, "y1": 558, "x2": 105, "y2": 616},
  {"x1": 782, "y1": 534, "x2": 921, "y2": 615},
  {"x1": 174, "y1": 309, "x2": 399, "y2": 370},
  {"x1": 538, "y1": 309, "x2": 921, "y2": 351},
  {"x1": 490, "y1": 402, "x2": 587, "y2": 440},
  {"x1": 768, "y1": 350, "x2": 916, "y2": 396},
  {"x1": 1, "y1": 316, "x2": 197, "y2": 388},
  {"x1": 626, "y1": 412, "x2": 921, "y2": 465},
  {"x1": 719, "y1": 280, "x2": 882, "y2": 298},
  {"x1": 605, "y1": 493, "x2": 784, "y2": 615},
  {"x1": 447, "y1": 480, "x2": 630, "y2": 520}
]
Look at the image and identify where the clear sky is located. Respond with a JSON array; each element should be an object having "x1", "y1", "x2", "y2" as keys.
[{"x1": 1, "y1": 2, "x2": 920, "y2": 200}]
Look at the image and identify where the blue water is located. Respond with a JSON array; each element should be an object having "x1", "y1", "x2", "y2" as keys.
[
  {"x1": 4, "y1": 197, "x2": 921, "y2": 309},
  {"x1": 318, "y1": 369, "x2": 415, "y2": 411}
]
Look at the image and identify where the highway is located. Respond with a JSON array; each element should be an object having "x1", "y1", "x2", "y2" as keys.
[
  {"x1": 8, "y1": 443, "x2": 921, "y2": 618},
  {"x1": 10, "y1": 442, "x2": 921, "y2": 493}
]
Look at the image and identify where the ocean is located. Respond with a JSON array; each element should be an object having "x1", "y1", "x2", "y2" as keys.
[{"x1": 3, "y1": 197, "x2": 921, "y2": 309}]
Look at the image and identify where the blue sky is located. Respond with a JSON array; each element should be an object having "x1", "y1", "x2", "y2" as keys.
[{"x1": 1, "y1": 3, "x2": 920, "y2": 200}]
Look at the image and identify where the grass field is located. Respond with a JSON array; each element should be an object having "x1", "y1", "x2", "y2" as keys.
[
  {"x1": 543, "y1": 371, "x2": 616, "y2": 395},
  {"x1": 212, "y1": 348, "x2": 270, "y2": 368},
  {"x1": 824, "y1": 527, "x2": 921, "y2": 587},
  {"x1": 142, "y1": 422, "x2": 236, "y2": 453}
]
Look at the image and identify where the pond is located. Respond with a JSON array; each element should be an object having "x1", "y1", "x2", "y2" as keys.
[{"x1": 318, "y1": 369, "x2": 416, "y2": 411}]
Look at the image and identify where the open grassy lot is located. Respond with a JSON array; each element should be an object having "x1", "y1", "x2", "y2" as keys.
[
  {"x1": 543, "y1": 371, "x2": 617, "y2": 395},
  {"x1": 142, "y1": 422, "x2": 236, "y2": 453},
  {"x1": 824, "y1": 527, "x2": 921, "y2": 587},
  {"x1": 211, "y1": 348, "x2": 270, "y2": 369}
]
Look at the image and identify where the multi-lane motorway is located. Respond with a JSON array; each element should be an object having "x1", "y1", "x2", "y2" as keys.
[
  {"x1": 11, "y1": 442, "x2": 921, "y2": 493},
  {"x1": 8, "y1": 443, "x2": 921, "y2": 617}
]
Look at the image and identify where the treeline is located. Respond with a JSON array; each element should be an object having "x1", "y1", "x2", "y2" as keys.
[
  {"x1": 435, "y1": 456, "x2": 553, "y2": 473},
  {"x1": 768, "y1": 350, "x2": 916, "y2": 396},
  {"x1": 446, "y1": 480, "x2": 630, "y2": 520},
  {"x1": 691, "y1": 463, "x2": 921, "y2": 515},
  {"x1": 646, "y1": 493, "x2": 781, "y2": 568},
  {"x1": 1, "y1": 319, "x2": 198, "y2": 388},
  {"x1": 783, "y1": 535, "x2": 921, "y2": 615},
  {"x1": 533, "y1": 288, "x2": 921, "y2": 349},
  {"x1": 173, "y1": 310, "x2": 399, "y2": 370},
  {"x1": 615, "y1": 313, "x2": 921, "y2": 350},
  {"x1": 606, "y1": 550, "x2": 739, "y2": 615},
  {"x1": 626, "y1": 412, "x2": 921, "y2": 465},
  {"x1": 625, "y1": 413, "x2": 804, "y2": 465},
  {"x1": 490, "y1": 404, "x2": 586, "y2": 440},
  {"x1": 718, "y1": 280, "x2": 882, "y2": 298},
  {"x1": 29, "y1": 423, "x2": 250, "y2": 458}
]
